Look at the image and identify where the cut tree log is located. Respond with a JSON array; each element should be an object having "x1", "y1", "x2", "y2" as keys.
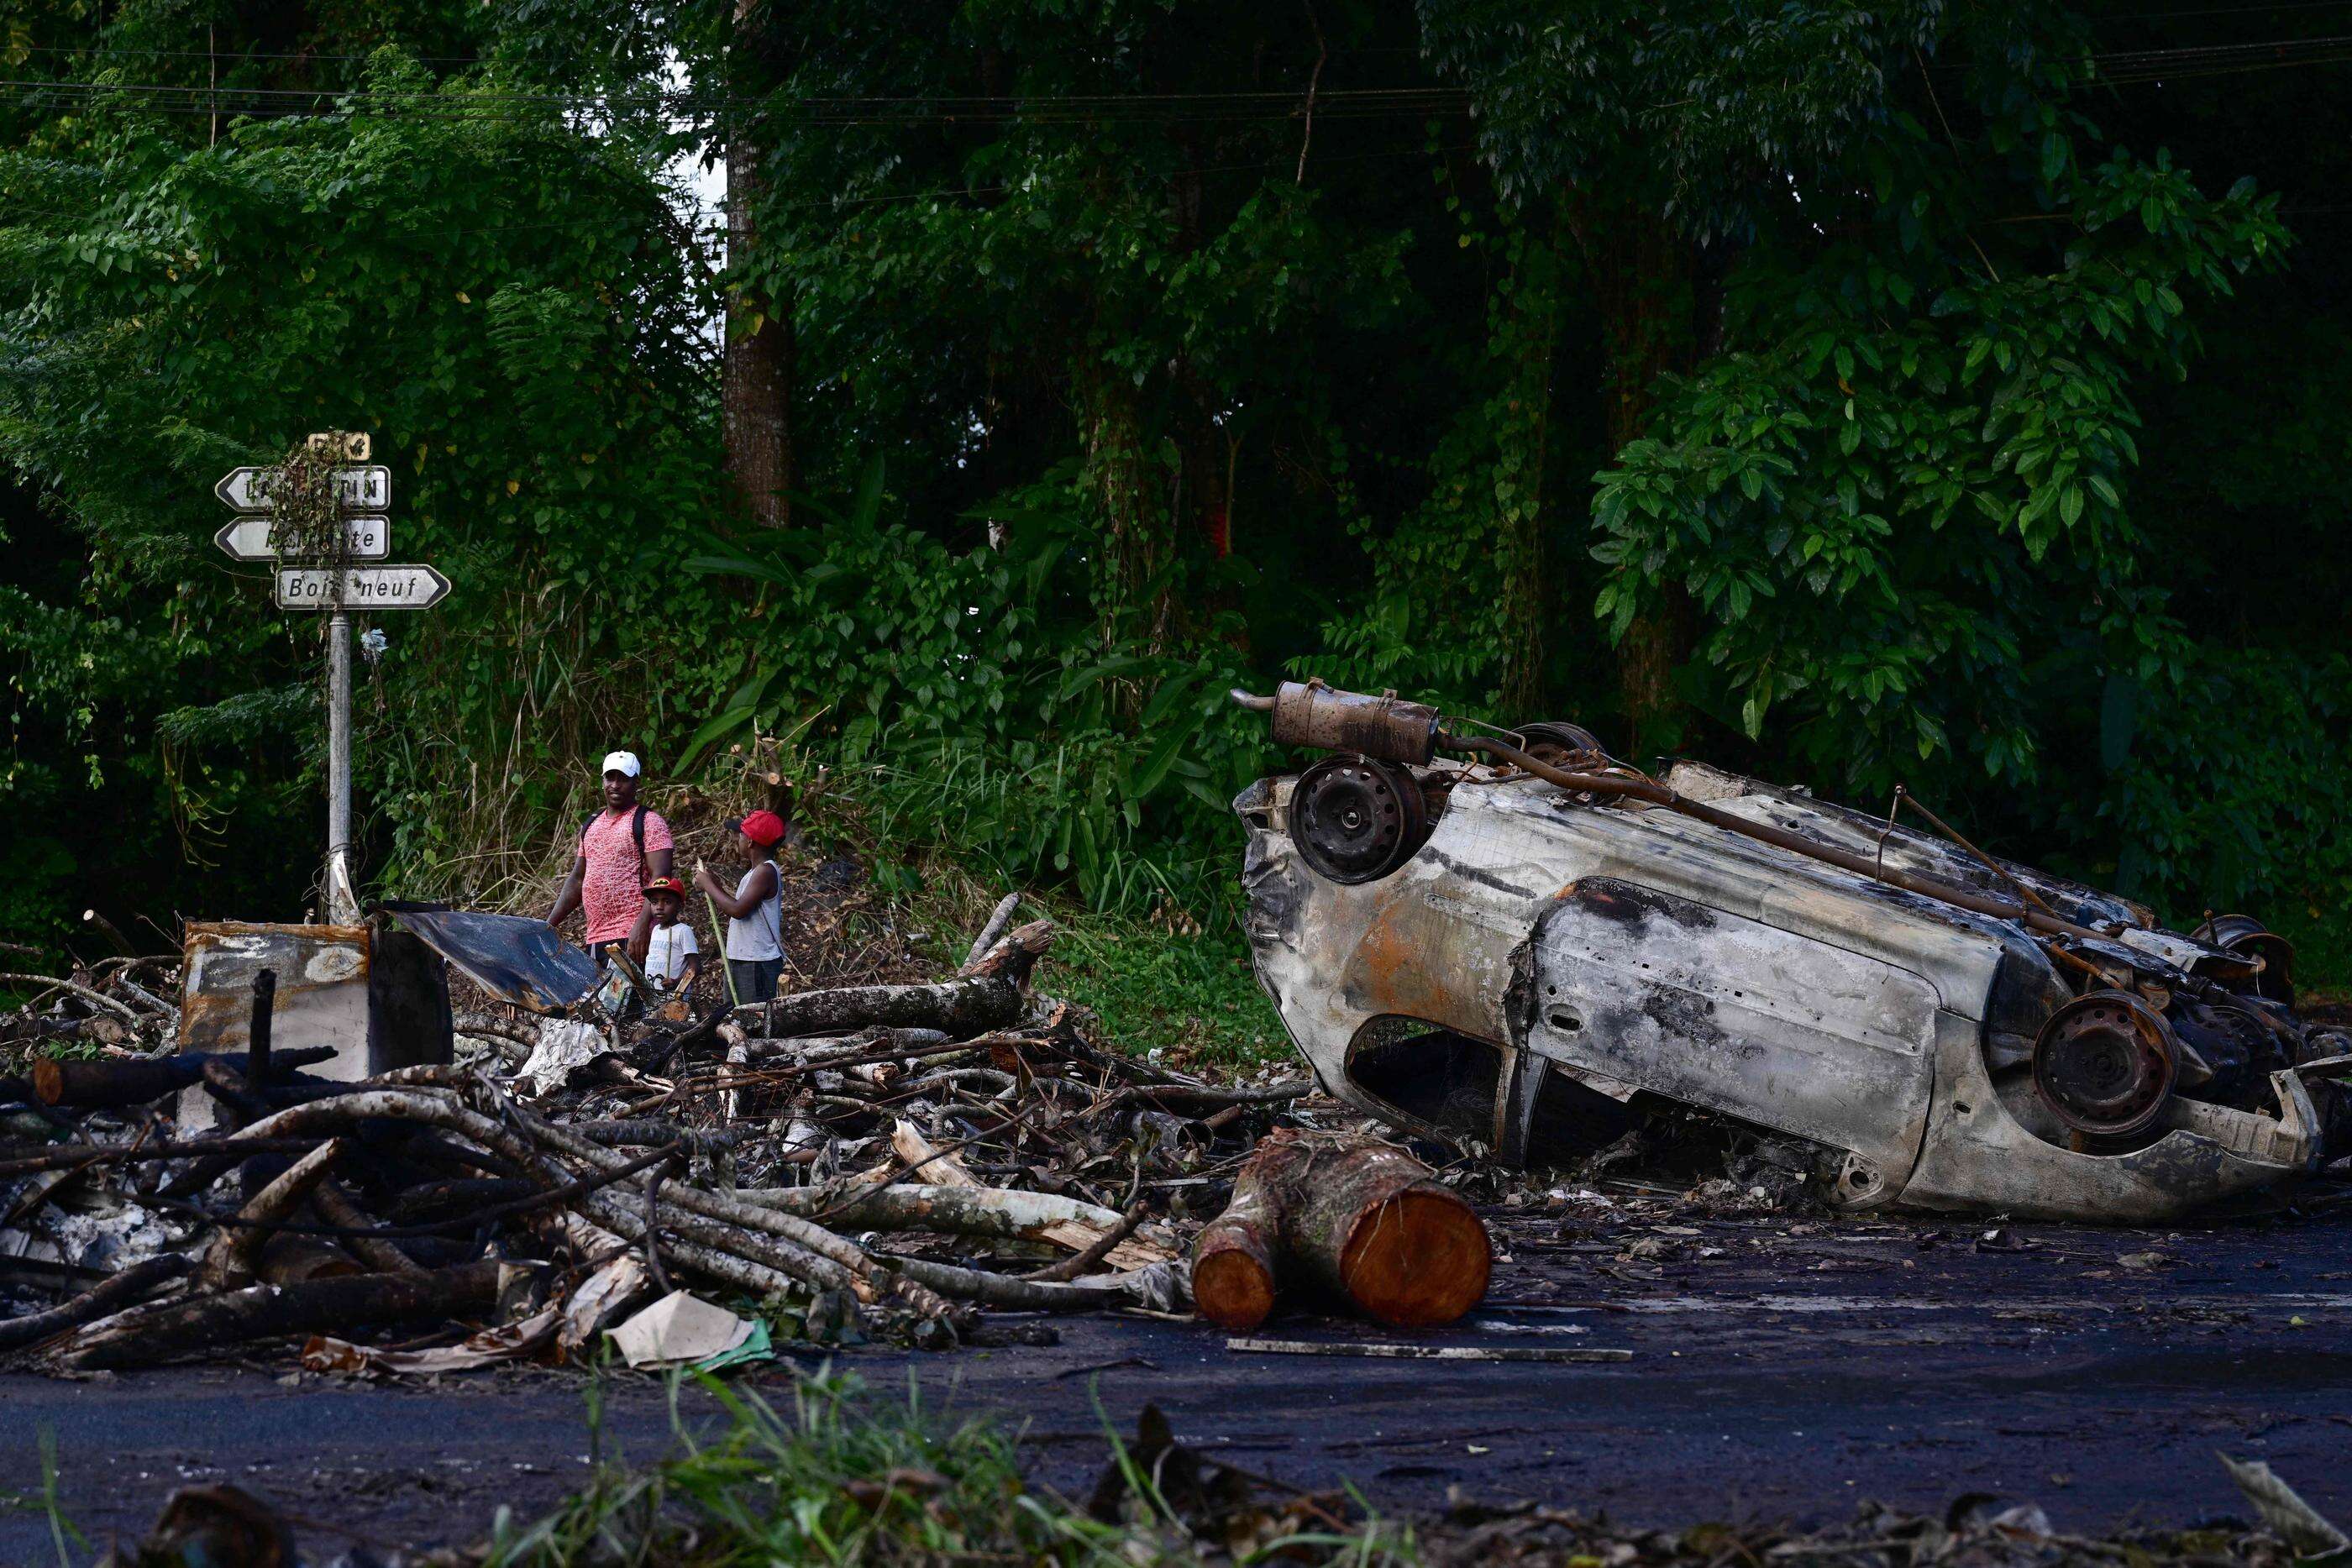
[
  {"x1": 726, "y1": 977, "x2": 1022, "y2": 1036},
  {"x1": 1190, "y1": 1130, "x2": 1488, "y2": 1331},
  {"x1": 1191, "y1": 1158, "x2": 1284, "y2": 1331},
  {"x1": 57, "y1": 1261, "x2": 501, "y2": 1371}
]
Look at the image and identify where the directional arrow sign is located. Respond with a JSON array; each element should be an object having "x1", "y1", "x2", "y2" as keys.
[
  {"x1": 216, "y1": 515, "x2": 390, "y2": 563},
  {"x1": 276, "y1": 564, "x2": 450, "y2": 611},
  {"x1": 217, "y1": 464, "x2": 391, "y2": 512}
]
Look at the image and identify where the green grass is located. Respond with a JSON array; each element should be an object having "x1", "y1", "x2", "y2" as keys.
[
  {"x1": 1038, "y1": 913, "x2": 1289, "y2": 1069},
  {"x1": 483, "y1": 1369, "x2": 1415, "y2": 1567}
]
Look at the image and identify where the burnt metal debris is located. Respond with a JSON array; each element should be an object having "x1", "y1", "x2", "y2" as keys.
[
  {"x1": 379, "y1": 903, "x2": 600, "y2": 1015},
  {"x1": 1231, "y1": 679, "x2": 2352, "y2": 1222}
]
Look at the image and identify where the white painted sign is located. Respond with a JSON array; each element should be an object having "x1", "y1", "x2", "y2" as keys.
[
  {"x1": 275, "y1": 564, "x2": 451, "y2": 611},
  {"x1": 215, "y1": 514, "x2": 390, "y2": 562},
  {"x1": 216, "y1": 464, "x2": 391, "y2": 512}
]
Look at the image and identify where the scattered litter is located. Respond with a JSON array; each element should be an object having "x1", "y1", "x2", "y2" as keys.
[
  {"x1": 607, "y1": 1290, "x2": 756, "y2": 1370},
  {"x1": 1226, "y1": 1336, "x2": 1633, "y2": 1364}
]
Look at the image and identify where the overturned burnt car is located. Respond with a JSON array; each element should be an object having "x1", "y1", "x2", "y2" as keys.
[{"x1": 1232, "y1": 681, "x2": 2352, "y2": 1222}]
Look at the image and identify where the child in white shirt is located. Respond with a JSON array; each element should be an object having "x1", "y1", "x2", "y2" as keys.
[{"x1": 639, "y1": 876, "x2": 701, "y2": 996}]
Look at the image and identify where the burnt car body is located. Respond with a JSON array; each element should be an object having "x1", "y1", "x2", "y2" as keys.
[{"x1": 1234, "y1": 683, "x2": 2350, "y2": 1222}]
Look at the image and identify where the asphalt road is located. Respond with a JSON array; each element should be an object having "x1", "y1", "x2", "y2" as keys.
[{"x1": 4, "y1": 1198, "x2": 2348, "y2": 1560}]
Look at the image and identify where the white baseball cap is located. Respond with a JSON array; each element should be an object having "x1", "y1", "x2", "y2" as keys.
[{"x1": 601, "y1": 750, "x2": 642, "y2": 779}]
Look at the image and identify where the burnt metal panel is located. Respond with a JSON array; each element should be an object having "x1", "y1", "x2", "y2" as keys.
[
  {"x1": 179, "y1": 922, "x2": 371, "y2": 1065},
  {"x1": 1517, "y1": 878, "x2": 1936, "y2": 1182},
  {"x1": 379, "y1": 903, "x2": 596, "y2": 1015}
]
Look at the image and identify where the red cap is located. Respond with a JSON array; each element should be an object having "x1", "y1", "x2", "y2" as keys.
[
  {"x1": 732, "y1": 809, "x2": 786, "y2": 848},
  {"x1": 642, "y1": 875, "x2": 687, "y2": 899}
]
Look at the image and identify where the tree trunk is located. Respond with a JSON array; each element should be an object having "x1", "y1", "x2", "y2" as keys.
[
  {"x1": 202, "y1": 1138, "x2": 346, "y2": 1292},
  {"x1": 883, "y1": 1121, "x2": 1175, "y2": 1269},
  {"x1": 1191, "y1": 1156, "x2": 1282, "y2": 1329},
  {"x1": 32, "y1": 1047, "x2": 333, "y2": 1109},
  {"x1": 722, "y1": 0, "x2": 792, "y2": 528},
  {"x1": 1494, "y1": 209, "x2": 1571, "y2": 716},
  {"x1": 727, "y1": 976, "x2": 1023, "y2": 1035},
  {"x1": 59, "y1": 1261, "x2": 501, "y2": 1371},
  {"x1": 1190, "y1": 1130, "x2": 1489, "y2": 1329},
  {"x1": 1072, "y1": 353, "x2": 1173, "y2": 650},
  {"x1": 1573, "y1": 199, "x2": 1698, "y2": 742},
  {"x1": 0, "y1": 1255, "x2": 189, "y2": 1353}
]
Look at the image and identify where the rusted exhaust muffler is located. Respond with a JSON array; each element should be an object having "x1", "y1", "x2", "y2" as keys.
[{"x1": 1231, "y1": 681, "x2": 1440, "y2": 765}]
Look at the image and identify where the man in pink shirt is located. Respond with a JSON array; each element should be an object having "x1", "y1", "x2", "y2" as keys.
[{"x1": 545, "y1": 750, "x2": 675, "y2": 964}]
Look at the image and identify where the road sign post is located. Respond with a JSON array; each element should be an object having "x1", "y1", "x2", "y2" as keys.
[
  {"x1": 215, "y1": 464, "x2": 390, "y2": 512},
  {"x1": 326, "y1": 609, "x2": 355, "y2": 923},
  {"x1": 216, "y1": 515, "x2": 390, "y2": 562},
  {"x1": 274, "y1": 565, "x2": 451, "y2": 608},
  {"x1": 217, "y1": 433, "x2": 448, "y2": 925}
]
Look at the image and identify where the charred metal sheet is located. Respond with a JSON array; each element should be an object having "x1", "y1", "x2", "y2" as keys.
[
  {"x1": 176, "y1": 920, "x2": 455, "y2": 1133},
  {"x1": 1517, "y1": 877, "x2": 1935, "y2": 1185},
  {"x1": 380, "y1": 904, "x2": 596, "y2": 1015},
  {"x1": 179, "y1": 922, "x2": 371, "y2": 1062}
]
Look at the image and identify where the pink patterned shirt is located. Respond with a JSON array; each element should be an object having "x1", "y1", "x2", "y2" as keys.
[{"x1": 579, "y1": 806, "x2": 674, "y2": 945}]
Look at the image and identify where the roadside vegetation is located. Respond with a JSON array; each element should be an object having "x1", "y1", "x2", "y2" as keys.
[
  {"x1": 3, "y1": 2, "x2": 2349, "y2": 995},
  {"x1": 479, "y1": 1371, "x2": 1414, "y2": 1567}
]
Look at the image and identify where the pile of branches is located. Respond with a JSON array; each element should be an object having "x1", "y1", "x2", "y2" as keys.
[
  {"x1": 0, "y1": 908, "x2": 1326, "y2": 1372},
  {"x1": 0, "y1": 943, "x2": 180, "y2": 1063}
]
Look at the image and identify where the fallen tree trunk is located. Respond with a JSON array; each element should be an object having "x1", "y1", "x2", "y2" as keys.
[
  {"x1": 738, "y1": 1028, "x2": 954, "y2": 1065},
  {"x1": 58, "y1": 1261, "x2": 501, "y2": 1371},
  {"x1": 0, "y1": 1255, "x2": 191, "y2": 1354},
  {"x1": 33, "y1": 1048, "x2": 338, "y2": 1109},
  {"x1": 1190, "y1": 1130, "x2": 1488, "y2": 1330},
  {"x1": 881, "y1": 1255, "x2": 1133, "y2": 1312},
  {"x1": 726, "y1": 977, "x2": 1022, "y2": 1036},
  {"x1": 496, "y1": 1099, "x2": 955, "y2": 1321},
  {"x1": 203, "y1": 1139, "x2": 348, "y2": 1291},
  {"x1": 310, "y1": 1178, "x2": 429, "y2": 1278},
  {"x1": 887, "y1": 1121, "x2": 1173, "y2": 1269},
  {"x1": 743, "y1": 1181, "x2": 1140, "y2": 1245}
]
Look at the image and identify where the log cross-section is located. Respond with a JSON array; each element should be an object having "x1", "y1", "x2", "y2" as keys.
[{"x1": 1191, "y1": 1130, "x2": 1489, "y2": 1330}]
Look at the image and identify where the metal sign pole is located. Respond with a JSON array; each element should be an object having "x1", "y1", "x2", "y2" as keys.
[
  {"x1": 325, "y1": 605, "x2": 358, "y2": 924},
  {"x1": 218, "y1": 431, "x2": 445, "y2": 926}
]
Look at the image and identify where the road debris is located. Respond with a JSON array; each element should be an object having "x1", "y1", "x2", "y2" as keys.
[
  {"x1": 606, "y1": 1288, "x2": 759, "y2": 1368},
  {"x1": 0, "y1": 889, "x2": 1389, "y2": 1373},
  {"x1": 1226, "y1": 1336, "x2": 1632, "y2": 1363}
]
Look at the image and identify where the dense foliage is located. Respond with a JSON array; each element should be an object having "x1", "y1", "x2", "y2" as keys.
[{"x1": 2, "y1": 0, "x2": 2348, "y2": 978}]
